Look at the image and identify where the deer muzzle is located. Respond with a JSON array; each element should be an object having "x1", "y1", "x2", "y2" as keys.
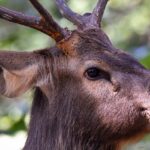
[{"x1": 140, "y1": 102, "x2": 150, "y2": 123}]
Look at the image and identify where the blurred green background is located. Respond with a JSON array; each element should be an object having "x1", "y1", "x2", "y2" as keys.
[{"x1": 0, "y1": 0, "x2": 150, "y2": 149}]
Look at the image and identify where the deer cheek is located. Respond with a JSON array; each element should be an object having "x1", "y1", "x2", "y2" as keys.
[
  {"x1": 97, "y1": 98, "x2": 147, "y2": 139},
  {"x1": 82, "y1": 79, "x2": 114, "y2": 100}
]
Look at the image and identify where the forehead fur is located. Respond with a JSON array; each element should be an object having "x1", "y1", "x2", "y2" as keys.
[{"x1": 57, "y1": 28, "x2": 145, "y2": 74}]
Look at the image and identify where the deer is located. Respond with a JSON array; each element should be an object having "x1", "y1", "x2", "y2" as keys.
[{"x1": 0, "y1": 0, "x2": 150, "y2": 150}]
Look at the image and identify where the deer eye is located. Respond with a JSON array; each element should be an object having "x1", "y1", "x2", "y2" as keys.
[{"x1": 85, "y1": 67, "x2": 110, "y2": 81}]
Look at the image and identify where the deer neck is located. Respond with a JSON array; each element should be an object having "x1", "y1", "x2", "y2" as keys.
[{"x1": 23, "y1": 88, "x2": 119, "y2": 150}]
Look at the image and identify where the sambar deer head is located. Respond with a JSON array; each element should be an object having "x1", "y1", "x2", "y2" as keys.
[{"x1": 0, "y1": 0, "x2": 150, "y2": 150}]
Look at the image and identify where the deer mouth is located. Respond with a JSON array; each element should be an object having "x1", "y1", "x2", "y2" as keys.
[
  {"x1": 140, "y1": 107, "x2": 150, "y2": 131},
  {"x1": 138, "y1": 102, "x2": 150, "y2": 126},
  {"x1": 142, "y1": 110, "x2": 150, "y2": 120},
  {"x1": 140, "y1": 102, "x2": 150, "y2": 116}
]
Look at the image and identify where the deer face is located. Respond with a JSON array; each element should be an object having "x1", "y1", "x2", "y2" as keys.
[
  {"x1": 53, "y1": 29, "x2": 150, "y2": 142},
  {"x1": 0, "y1": 0, "x2": 150, "y2": 149}
]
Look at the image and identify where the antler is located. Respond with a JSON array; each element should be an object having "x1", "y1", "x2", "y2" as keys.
[
  {"x1": 0, "y1": 0, "x2": 109, "y2": 40},
  {"x1": 56, "y1": 0, "x2": 109, "y2": 28},
  {"x1": 91, "y1": 0, "x2": 109, "y2": 27},
  {"x1": 55, "y1": 0, "x2": 83, "y2": 27},
  {"x1": 0, "y1": 0, "x2": 66, "y2": 42}
]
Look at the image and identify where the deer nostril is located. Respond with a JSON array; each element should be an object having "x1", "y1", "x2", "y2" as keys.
[
  {"x1": 139, "y1": 107, "x2": 147, "y2": 112},
  {"x1": 139, "y1": 102, "x2": 150, "y2": 112}
]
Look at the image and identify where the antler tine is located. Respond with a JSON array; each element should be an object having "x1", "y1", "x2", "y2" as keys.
[
  {"x1": 29, "y1": 0, "x2": 66, "y2": 41},
  {"x1": 55, "y1": 0, "x2": 109, "y2": 29},
  {"x1": 0, "y1": 6, "x2": 41, "y2": 29},
  {"x1": 55, "y1": 0, "x2": 83, "y2": 27},
  {"x1": 0, "y1": 1, "x2": 67, "y2": 42},
  {"x1": 29, "y1": 0, "x2": 54, "y2": 23},
  {"x1": 91, "y1": 0, "x2": 109, "y2": 27}
]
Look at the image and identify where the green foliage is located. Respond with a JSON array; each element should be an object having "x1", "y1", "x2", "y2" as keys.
[
  {"x1": 141, "y1": 54, "x2": 150, "y2": 68},
  {"x1": 0, "y1": 115, "x2": 26, "y2": 135}
]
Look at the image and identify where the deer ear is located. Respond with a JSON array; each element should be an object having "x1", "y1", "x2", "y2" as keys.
[{"x1": 0, "y1": 51, "x2": 39, "y2": 98}]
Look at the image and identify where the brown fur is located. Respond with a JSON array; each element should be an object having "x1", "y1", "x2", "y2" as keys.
[
  {"x1": 0, "y1": 2, "x2": 150, "y2": 150},
  {"x1": 0, "y1": 29, "x2": 150, "y2": 150}
]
